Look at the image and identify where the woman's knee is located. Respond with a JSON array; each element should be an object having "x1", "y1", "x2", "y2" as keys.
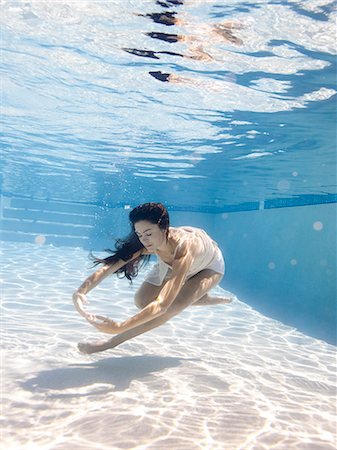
[
  {"x1": 134, "y1": 292, "x2": 149, "y2": 309},
  {"x1": 134, "y1": 282, "x2": 161, "y2": 309}
]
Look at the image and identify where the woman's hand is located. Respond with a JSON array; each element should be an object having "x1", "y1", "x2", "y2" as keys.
[
  {"x1": 72, "y1": 291, "x2": 120, "y2": 333},
  {"x1": 85, "y1": 315, "x2": 121, "y2": 334},
  {"x1": 72, "y1": 291, "x2": 92, "y2": 319}
]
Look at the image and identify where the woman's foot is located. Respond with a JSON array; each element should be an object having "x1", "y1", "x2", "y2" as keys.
[
  {"x1": 218, "y1": 296, "x2": 233, "y2": 304},
  {"x1": 193, "y1": 295, "x2": 234, "y2": 306}
]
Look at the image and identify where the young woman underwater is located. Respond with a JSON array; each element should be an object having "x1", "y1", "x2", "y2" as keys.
[{"x1": 73, "y1": 202, "x2": 232, "y2": 354}]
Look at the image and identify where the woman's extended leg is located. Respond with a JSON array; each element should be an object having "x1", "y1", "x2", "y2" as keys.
[{"x1": 78, "y1": 270, "x2": 222, "y2": 354}]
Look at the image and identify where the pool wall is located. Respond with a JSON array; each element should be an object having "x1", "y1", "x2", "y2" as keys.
[
  {"x1": 1, "y1": 195, "x2": 336, "y2": 344},
  {"x1": 211, "y1": 203, "x2": 336, "y2": 346}
]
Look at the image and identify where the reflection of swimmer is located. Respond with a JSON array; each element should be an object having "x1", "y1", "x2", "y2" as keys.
[
  {"x1": 213, "y1": 23, "x2": 244, "y2": 45},
  {"x1": 156, "y1": 0, "x2": 184, "y2": 6},
  {"x1": 149, "y1": 70, "x2": 204, "y2": 85},
  {"x1": 133, "y1": 3, "x2": 243, "y2": 64},
  {"x1": 149, "y1": 71, "x2": 172, "y2": 82},
  {"x1": 146, "y1": 32, "x2": 180, "y2": 43},
  {"x1": 73, "y1": 203, "x2": 231, "y2": 354},
  {"x1": 123, "y1": 46, "x2": 212, "y2": 62},
  {"x1": 144, "y1": 33, "x2": 214, "y2": 61},
  {"x1": 144, "y1": 24, "x2": 243, "y2": 64},
  {"x1": 146, "y1": 22, "x2": 243, "y2": 47},
  {"x1": 138, "y1": 10, "x2": 243, "y2": 46},
  {"x1": 149, "y1": 70, "x2": 236, "y2": 89},
  {"x1": 137, "y1": 12, "x2": 179, "y2": 26},
  {"x1": 123, "y1": 47, "x2": 184, "y2": 60}
]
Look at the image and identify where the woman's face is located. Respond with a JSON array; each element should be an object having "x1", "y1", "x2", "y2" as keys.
[{"x1": 134, "y1": 220, "x2": 167, "y2": 252}]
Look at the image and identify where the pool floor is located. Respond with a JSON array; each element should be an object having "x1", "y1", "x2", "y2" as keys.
[{"x1": 1, "y1": 242, "x2": 336, "y2": 450}]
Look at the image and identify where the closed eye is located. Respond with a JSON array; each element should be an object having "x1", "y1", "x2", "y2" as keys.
[{"x1": 136, "y1": 233, "x2": 152, "y2": 239}]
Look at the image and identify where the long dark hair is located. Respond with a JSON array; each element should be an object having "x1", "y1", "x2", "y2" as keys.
[{"x1": 91, "y1": 203, "x2": 170, "y2": 281}]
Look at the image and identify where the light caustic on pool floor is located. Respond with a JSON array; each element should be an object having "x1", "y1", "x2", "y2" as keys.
[{"x1": 1, "y1": 242, "x2": 336, "y2": 450}]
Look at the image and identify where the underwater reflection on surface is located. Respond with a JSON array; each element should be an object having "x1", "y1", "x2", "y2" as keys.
[{"x1": 1, "y1": 0, "x2": 335, "y2": 207}]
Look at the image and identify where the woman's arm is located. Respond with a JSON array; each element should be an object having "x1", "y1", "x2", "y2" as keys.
[
  {"x1": 90, "y1": 242, "x2": 194, "y2": 334},
  {"x1": 72, "y1": 250, "x2": 143, "y2": 319}
]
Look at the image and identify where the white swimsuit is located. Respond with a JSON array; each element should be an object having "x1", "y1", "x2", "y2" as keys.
[{"x1": 144, "y1": 226, "x2": 225, "y2": 286}]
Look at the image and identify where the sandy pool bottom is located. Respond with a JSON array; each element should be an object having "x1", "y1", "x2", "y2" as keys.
[{"x1": 1, "y1": 242, "x2": 336, "y2": 450}]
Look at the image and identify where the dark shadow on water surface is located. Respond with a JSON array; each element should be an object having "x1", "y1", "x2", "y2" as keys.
[{"x1": 22, "y1": 355, "x2": 190, "y2": 394}]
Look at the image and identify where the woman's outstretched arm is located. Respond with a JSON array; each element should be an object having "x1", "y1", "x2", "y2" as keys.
[{"x1": 72, "y1": 250, "x2": 143, "y2": 320}]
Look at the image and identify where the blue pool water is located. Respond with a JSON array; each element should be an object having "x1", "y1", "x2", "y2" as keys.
[{"x1": 1, "y1": 1, "x2": 336, "y2": 449}]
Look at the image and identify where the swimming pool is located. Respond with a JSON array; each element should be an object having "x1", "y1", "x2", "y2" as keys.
[{"x1": 1, "y1": 1, "x2": 336, "y2": 449}]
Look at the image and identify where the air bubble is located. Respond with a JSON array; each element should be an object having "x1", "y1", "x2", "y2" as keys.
[
  {"x1": 313, "y1": 221, "x2": 323, "y2": 231},
  {"x1": 268, "y1": 262, "x2": 276, "y2": 270},
  {"x1": 277, "y1": 179, "x2": 290, "y2": 192},
  {"x1": 290, "y1": 259, "x2": 297, "y2": 266},
  {"x1": 35, "y1": 235, "x2": 46, "y2": 245}
]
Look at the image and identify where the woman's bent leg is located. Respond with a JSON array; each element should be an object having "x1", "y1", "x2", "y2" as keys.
[{"x1": 134, "y1": 281, "x2": 163, "y2": 309}]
